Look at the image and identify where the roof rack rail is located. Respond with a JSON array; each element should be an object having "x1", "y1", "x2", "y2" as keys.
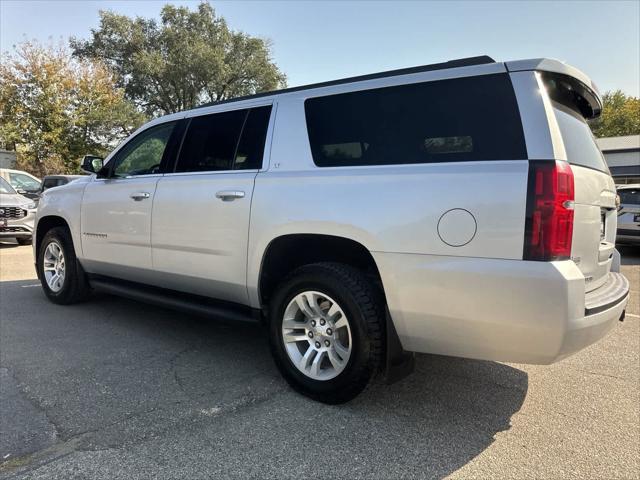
[{"x1": 197, "y1": 55, "x2": 496, "y2": 109}]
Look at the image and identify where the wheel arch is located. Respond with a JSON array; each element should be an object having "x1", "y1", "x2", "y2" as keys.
[
  {"x1": 257, "y1": 233, "x2": 385, "y2": 308},
  {"x1": 257, "y1": 233, "x2": 414, "y2": 385},
  {"x1": 35, "y1": 215, "x2": 72, "y2": 258}
]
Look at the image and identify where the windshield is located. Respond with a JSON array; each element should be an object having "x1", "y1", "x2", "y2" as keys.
[
  {"x1": 0, "y1": 176, "x2": 16, "y2": 194},
  {"x1": 9, "y1": 172, "x2": 41, "y2": 191}
]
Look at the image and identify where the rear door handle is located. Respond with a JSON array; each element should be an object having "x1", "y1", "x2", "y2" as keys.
[
  {"x1": 215, "y1": 190, "x2": 245, "y2": 201},
  {"x1": 130, "y1": 192, "x2": 151, "y2": 201}
]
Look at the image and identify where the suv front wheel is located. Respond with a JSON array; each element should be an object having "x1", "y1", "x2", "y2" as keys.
[
  {"x1": 269, "y1": 262, "x2": 384, "y2": 404},
  {"x1": 37, "y1": 227, "x2": 90, "y2": 304}
]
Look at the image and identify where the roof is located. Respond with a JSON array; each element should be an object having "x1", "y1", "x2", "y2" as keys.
[
  {"x1": 190, "y1": 56, "x2": 600, "y2": 118},
  {"x1": 596, "y1": 135, "x2": 640, "y2": 152},
  {"x1": 142, "y1": 55, "x2": 602, "y2": 133},
  {"x1": 197, "y1": 55, "x2": 496, "y2": 109}
]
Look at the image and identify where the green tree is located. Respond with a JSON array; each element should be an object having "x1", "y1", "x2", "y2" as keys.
[
  {"x1": 0, "y1": 41, "x2": 145, "y2": 176},
  {"x1": 590, "y1": 90, "x2": 640, "y2": 138},
  {"x1": 71, "y1": 2, "x2": 287, "y2": 116}
]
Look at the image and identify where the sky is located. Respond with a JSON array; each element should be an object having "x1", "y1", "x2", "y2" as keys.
[{"x1": 1, "y1": 0, "x2": 639, "y2": 96}]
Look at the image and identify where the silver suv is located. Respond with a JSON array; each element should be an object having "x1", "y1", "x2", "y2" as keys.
[{"x1": 34, "y1": 56, "x2": 630, "y2": 403}]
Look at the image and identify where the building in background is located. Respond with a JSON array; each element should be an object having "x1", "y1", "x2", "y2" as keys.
[
  {"x1": 0, "y1": 149, "x2": 17, "y2": 169},
  {"x1": 596, "y1": 135, "x2": 640, "y2": 185}
]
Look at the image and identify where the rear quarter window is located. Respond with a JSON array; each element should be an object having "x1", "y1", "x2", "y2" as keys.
[
  {"x1": 304, "y1": 73, "x2": 527, "y2": 167},
  {"x1": 552, "y1": 102, "x2": 609, "y2": 173}
]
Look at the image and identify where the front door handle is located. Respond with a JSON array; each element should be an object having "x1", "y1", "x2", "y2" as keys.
[
  {"x1": 215, "y1": 190, "x2": 245, "y2": 201},
  {"x1": 130, "y1": 192, "x2": 151, "y2": 201}
]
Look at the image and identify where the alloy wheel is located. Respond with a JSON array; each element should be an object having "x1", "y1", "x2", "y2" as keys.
[
  {"x1": 43, "y1": 241, "x2": 65, "y2": 292},
  {"x1": 281, "y1": 290, "x2": 352, "y2": 381}
]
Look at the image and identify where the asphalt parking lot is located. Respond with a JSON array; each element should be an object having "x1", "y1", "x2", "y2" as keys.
[{"x1": 0, "y1": 242, "x2": 638, "y2": 479}]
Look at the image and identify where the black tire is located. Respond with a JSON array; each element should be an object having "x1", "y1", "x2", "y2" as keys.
[
  {"x1": 16, "y1": 236, "x2": 32, "y2": 245},
  {"x1": 269, "y1": 262, "x2": 384, "y2": 404},
  {"x1": 37, "y1": 226, "x2": 90, "y2": 305}
]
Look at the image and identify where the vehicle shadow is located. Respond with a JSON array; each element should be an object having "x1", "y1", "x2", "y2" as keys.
[
  {"x1": 0, "y1": 240, "x2": 20, "y2": 249},
  {"x1": 1, "y1": 280, "x2": 527, "y2": 478}
]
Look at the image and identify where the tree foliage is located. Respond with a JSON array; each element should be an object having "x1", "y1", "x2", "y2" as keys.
[
  {"x1": 71, "y1": 2, "x2": 287, "y2": 116},
  {"x1": 0, "y1": 41, "x2": 145, "y2": 176},
  {"x1": 590, "y1": 90, "x2": 640, "y2": 138}
]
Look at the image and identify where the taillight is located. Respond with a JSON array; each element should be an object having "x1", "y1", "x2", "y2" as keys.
[{"x1": 524, "y1": 160, "x2": 575, "y2": 261}]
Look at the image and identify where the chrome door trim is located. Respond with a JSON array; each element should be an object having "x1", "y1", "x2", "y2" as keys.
[
  {"x1": 91, "y1": 173, "x2": 164, "y2": 183},
  {"x1": 162, "y1": 169, "x2": 260, "y2": 178}
]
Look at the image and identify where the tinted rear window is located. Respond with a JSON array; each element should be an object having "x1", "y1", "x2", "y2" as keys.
[
  {"x1": 175, "y1": 106, "x2": 272, "y2": 173},
  {"x1": 304, "y1": 73, "x2": 526, "y2": 167},
  {"x1": 176, "y1": 110, "x2": 247, "y2": 173},
  {"x1": 234, "y1": 106, "x2": 272, "y2": 170},
  {"x1": 553, "y1": 102, "x2": 609, "y2": 173}
]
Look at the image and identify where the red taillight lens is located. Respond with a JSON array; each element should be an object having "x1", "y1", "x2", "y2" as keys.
[{"x1": 524, "y1": 160, "x2": 575, "y2": 261}]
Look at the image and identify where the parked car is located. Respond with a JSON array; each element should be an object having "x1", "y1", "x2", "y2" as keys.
[
  {"x1": 0, "y1": 168, "x2": 41, "y2": 201},
  {"x1": 34, "y1": 56, "x2": 629, "y2": 403},
  {"x1": 0, "y1": 176, "x2": 37, "y2": 245},
  {"x1": 616, "y1": 184, "x2": 640, "y2": 246},
  {"x1": 39, "y1": 175, "x2": 86, "y2": 194}
]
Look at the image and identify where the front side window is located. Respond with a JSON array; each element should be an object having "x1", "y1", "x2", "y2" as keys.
[
  {"x1": 111, "y1": 122, "x2": 175, "y2": 178},
  {"x1": 9, "y1": 172, "x2": 40, "y2": 191},
  {"x1": 304, "y1": 73, "x2": 527, "y2": 167}
]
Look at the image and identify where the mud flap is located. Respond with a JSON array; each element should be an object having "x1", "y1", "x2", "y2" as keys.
[{"x1": 384, "y1": 308, "x2": 415, "y2": 384}]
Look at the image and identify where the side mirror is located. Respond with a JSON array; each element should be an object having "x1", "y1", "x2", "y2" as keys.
[
  {"x1": 16, "y1": 188, "x2": 26, "y2": 194},
  {"x1": 81, "y1": 155, "x2": 104, "y2": 174}
]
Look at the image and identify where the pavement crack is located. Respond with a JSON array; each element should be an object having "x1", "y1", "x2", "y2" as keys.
[
  {"x1": 585, "y1": 370, "x2": 630, "y2": 381},
  {"x1": 0, "y1": 402, "x2": 183, "y2": 477},
  {"x1": 0, "y1": 367, "x2": 62, "y2": 442},
  {"x1": 167, "y1": 345, "x2": 196, "y2": 398}
]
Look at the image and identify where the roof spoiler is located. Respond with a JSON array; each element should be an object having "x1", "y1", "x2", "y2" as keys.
[{"x1": 506, "y1": 59, "x2": 602, "y2": 119}]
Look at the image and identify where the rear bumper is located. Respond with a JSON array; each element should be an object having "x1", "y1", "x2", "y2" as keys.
[
  {"x1": 373, "y1": 252, "x2": 628, "y2": 364},
  {"x1": 556, "y1": 281, "x2": 627, "y2": 361}
]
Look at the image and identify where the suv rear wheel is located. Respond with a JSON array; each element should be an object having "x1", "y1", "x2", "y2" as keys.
[
  {"x1": 269, "y1": 262, "x2": 384, "y2": 404},
  {"x1": 37, "y1": 227, "x2": 90, "y2": 304}
]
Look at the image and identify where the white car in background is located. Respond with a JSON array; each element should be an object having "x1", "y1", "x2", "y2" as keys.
[
  {"x1": 0, "y1": 176, "x2": 37, "y2": 245},
  {"x1": 0, "y1": 168, "x2": 41, "y2": 201}
]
